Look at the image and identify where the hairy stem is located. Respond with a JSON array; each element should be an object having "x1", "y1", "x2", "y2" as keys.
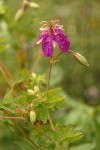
[
  {"x1": 0, "y1": 116, "x2": 23, "y2": 120},
  {"x1": 0, "y1": 59, "x2": 14, "y2": 80},
  {"x1": 46, "y1": 52, "x2": 63, "y2": 131},
  {"x1": 46, "y1": 57, "x2": 55, "y2": 131},
  {"x1": 53, "y1": 52, "x2": 63, "y2": 62},
  {"x1": 46, "y1": 57, "x2": 52, "y2": 98},
  {"x1": 68, "y1": 50, "x2": 75, "y2": 55}
]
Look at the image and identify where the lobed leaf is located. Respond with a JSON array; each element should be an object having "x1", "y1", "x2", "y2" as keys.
[
  {"x1": 53, "y1": 125, "x2": 83, "y2": 143},
  {"x1": 2, "y1": 89, "x2": 13, "y2": 104},
  {"x1": 46, "y1": 96, "x2": 65, "y2": 104},
  {"x1": 70, "y1": 143, "x2": 95, "y2": 150},
  {"x1": 15, "y1": 137, "x2": 35, "y2": 150}
]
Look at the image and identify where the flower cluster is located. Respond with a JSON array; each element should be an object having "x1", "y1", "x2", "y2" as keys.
[{"x1": 34, "y1": 20, "x2": 70, "y2": 57}]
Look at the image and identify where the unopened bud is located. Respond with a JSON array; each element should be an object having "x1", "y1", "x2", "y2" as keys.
[
  {"x1": 29, "y1": 2, "x2": 39, "y2": 8},
  {"x1": 30, "y1": 110, "x2": 36, "y2": 124},
  {"x1": 34, "y1": 86, "x2": 39, "y2": 93},
  {"x1": 31, "y1": 73, "x2": 37, "y2": 79},
  {"x1": 73, "y1": 52, "x2": 89, "y2": 67},
  {"x1": 15, "y1": 8, "x2": 24, "y2": 21},
  {"x1": 15, "y1": 0, "x2": 30, "y2": 21},
  {"x1": 27, "y1": 89, "x2": 35, "y2": 96}
]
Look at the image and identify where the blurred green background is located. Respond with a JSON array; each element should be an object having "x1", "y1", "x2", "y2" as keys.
[{"x1": 0, "y1": 0, "x2": 100, "y2": 149}]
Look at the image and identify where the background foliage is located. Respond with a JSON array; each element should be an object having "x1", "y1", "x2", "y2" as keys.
[{"x1": 0, "y1": 0, "x2": 100, "y2": 150}]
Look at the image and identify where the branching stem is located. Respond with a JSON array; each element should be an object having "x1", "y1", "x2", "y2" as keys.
[
  {"x1": 0, "y1": 115, "x2": 55, "y2": 142},
  {"x1": 1, "y1": 109, "x2": 37, "y2": 149}
]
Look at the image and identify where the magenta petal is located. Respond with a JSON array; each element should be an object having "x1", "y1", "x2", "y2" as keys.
[
  {"x1": 54, "y1": 33, "x2": 70, "y2": 52},
  {"x1": 33, "y1": 31, "x2": 49, "y2": 48},
  {"x1": 54, "y1": 26, "x2": 63, "y2": 34},
  {"x1": 42, "y1": 35, "x2": 54, "y2": 57}
]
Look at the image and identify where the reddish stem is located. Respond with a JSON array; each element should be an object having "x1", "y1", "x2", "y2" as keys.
[
  {"x1": 0, "y1": 66, "x2": 18, "y2": 97},
  {"x1": 0, "y1": 59, "x2": 14, "y2": 79}
]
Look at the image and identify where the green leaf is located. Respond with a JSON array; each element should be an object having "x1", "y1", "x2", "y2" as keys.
[
  {"x1": 46, "y1": 96, "x2": 65, "y2": 104},
  {"x1": 16, "y1": 94, "x2": 29, "y2": 104},
  {"x1": 39, "y1": 141, "x2": 68, "y2": 150},
  {"x1": 39, "y1": 144, "x2": 55, "y2": 150},
  {"x1": 38, "y1": 138, "x2": 55, "y2": 150},
  {"x1": 70, "y1": 143, "x2": 95, "y2": 150},
  {"x1": 34, "y1": 96, "x2": 46, "y2": 107},
  {"x1": 0, "y1": 1, "x2": 6, "y2": 15},
  {"x1": 53, "y1": 125, "x2": 83, "y2": 143},
  {"x1": 55, "y1": 143, "x2": 68, "y2": 150},
  {"x1": 0, "y1": 104, "x2": 16, "y2": 113},
  {"x1": 2, "y1": 89, "x2": 13, "y2": 104},
  {"x1": 0, "y1": 37, "x2": 9, "y2": 53},
  {"x1": 44, "y1": 89, "x2": 65, "y2": 109},
  {"x1": 12, "y1": 69, "x2": 30, "y2": 86},
  {"x1": 49, "y1": 88, "x2": 62, "y2": 95},
  {"x1": 15, "y1": 137, "x2": 36, "y2": 150},
  {"x1": 40, "y1": 105, "x2": 48, "y2": 123}
]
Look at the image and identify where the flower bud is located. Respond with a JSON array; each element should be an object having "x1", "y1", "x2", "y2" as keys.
[
  {"x1": 27, "y1": 89, "x2": 35, "y2": 96},
  {"x1": 73, "y1": 52, "x2": 89, "y2": 67},
  {"x1": 15, "y1": 8, "x2": 24, "y2": 21},
  {"x1": 34, "y1": 86, "x2": 39, "y2": 93},
  {"x1": 31, "y1": 73, "x2": 37, "y2": 79},
  {"x1": 30, "y1": 110, "x2": 36, "y2": 124},
  {"x1": 29, "y1": 2, "x2": 39, "y2": 8}
]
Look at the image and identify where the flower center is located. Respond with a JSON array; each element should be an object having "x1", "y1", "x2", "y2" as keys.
[
  {"x1": 39, "y1": 20, "x2": 60, "y2": 36},
  {"x1": 49, "y1": 20, "x2": 55, "y2": 35}
]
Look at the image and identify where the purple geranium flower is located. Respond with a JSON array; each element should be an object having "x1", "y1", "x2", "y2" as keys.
[{"x1": 34, "y1": 20, "x2": 70, "y2": 57}]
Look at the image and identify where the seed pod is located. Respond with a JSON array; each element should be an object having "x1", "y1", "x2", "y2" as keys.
[
  {"x1": 34, "y1": 86, "x2": 39, "y2": 93},
  {"x1": 27, "y1": 89, "x2": 35, "y2": 96},
  {"x1": 30, "y1": 110, "x2": 36, "y2": 124},
  {"x1": 73, "y1": 52, "x2": 89, "y2": 67}
]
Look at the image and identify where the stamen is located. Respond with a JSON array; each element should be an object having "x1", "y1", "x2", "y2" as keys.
[
  {"x1": 40, "y1": 24, "x2": 48, "y2": 28},
  {"x1": 49, "y1": 20, "x2": 54, "y2": 26},
  {"x1": 53, "y1": 41, "x2": 56, "y2": 48},
  {"x1": 40, "y1": 27, "x2": 48, "y2": 31},
  {"x1": 54, "y1": 20, "x2": 59, "y2": 23},
  {"x1": 39, "y1": 21, "x2": 48, "y2": 25}
]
